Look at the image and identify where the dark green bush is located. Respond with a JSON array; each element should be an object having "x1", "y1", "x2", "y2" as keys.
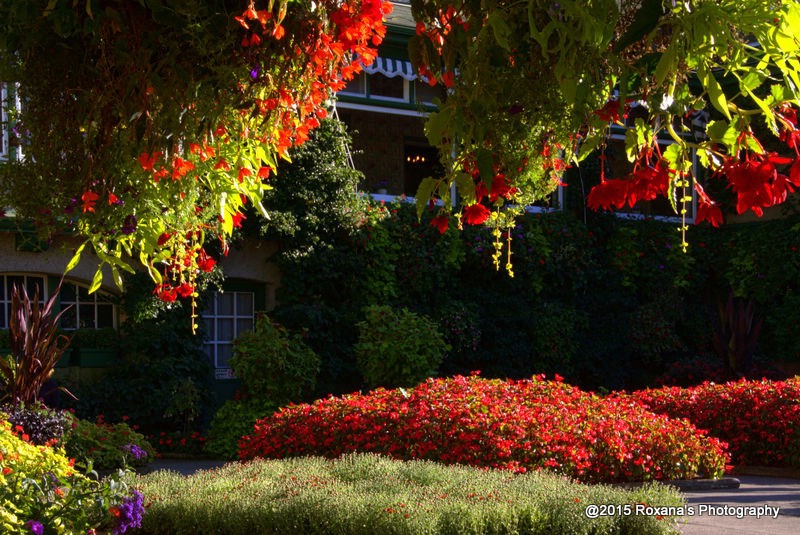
[
  {"x1": 354, "y1": 305, "x2": 448, "y2": 388},
  {"x1": 527, "y1": 302, "x2": 586, "y2": 376},
  {"x1": 204, "y1": 397, "x2": 278, "y2": 461},
  {"x1": 230, "y1": 316, "x2": 320, "y2": 403},
  {"x1": 65, "y1": 272, "x2": 215, "y2": 437}
]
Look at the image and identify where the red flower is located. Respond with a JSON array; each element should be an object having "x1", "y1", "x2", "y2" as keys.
[
  {"x1": 176, "y1": 283, "x2": 194, "y2": 298},
  {"x1": 138, "y1": 152, "x2": 161, "y2": 172},
  {"x1": 231, "y1": 212, "x2": 246, "y2": 228},
  {"x1": 157, "y1": 232, "x2": 172, "y2": 246},
  {"x1": 214, "y1": 158, "x2": 231, "y2": 171},
  {"x1": 154, "y1": 284, "x2": 177, "y2": 303},
  {"x1": 430, "y1": 214, "x2": 449, "y2": 234},
  {"x1": 594, "y1": 99, "x2": 624, "y2": 123},
  {"x1": 489, "y1": 174, "x2": 515, "y2": 202},
  {"x1": 626, "y1": 164, "x2": 669, "y2": 207},
  {"x1": 695, "y1": 200, "x2": 723, "y2": 227},
  {"x1": 587, "y1": 179, "x2": 628, "y2": 211},
  {"x1": 172, "y1": 157, "x2": 195, "y2": 180},
  {"x1": 81, "y1": 191, "x2": 99, "y2": 213},
  {"x1": 462, "y1": 203, "x2": 490, "y2": 225},
  {"x1": 197, "y1": 249, "x2": 216, "y2": 272}
]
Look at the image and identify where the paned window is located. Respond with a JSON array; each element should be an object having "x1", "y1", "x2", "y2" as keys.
[
  {"x1": 59, "y1": 282, "x2": 117, "y2": 330},
  {"x1": 0, "y1": 274, "x2": 46, "y2": 329},
  {"x1": 1, "y1": 83, "x2": 7, "y2": 159},
  {"x1": 202, "y1": 291, "x2": 255, "y2": 369}
]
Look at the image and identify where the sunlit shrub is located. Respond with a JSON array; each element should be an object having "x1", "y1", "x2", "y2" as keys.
[
  {"x1": 628, "y1": 377, "x2": 800, "y2": 468},
  {"x1": 240, "y1": 375, "x2": 727, "y2": 483}
]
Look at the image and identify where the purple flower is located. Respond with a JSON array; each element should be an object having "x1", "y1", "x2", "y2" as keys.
[
  {"x1": 120, "y1": 214, "x2": 138, "y2": 235},
  {"x1": 122, "y1": 443, "x2": 147, "y2": 461},
  {"x1": 112, "y1": 490, "x2": 145, "y2": 534},
  {"x1": 24, "y1": 520, "x2": 44, "y2": 535}
]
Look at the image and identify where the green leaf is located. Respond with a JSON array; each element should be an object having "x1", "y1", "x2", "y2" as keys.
[
  {"x1": 612, "y1": 0, "x2": 663, "y2": 53},
  {"x1": 476, "y1": 148, "x2": 494, "y2": 183},
  {"x1": 110, "y1": 266, "x2": 124, "y2": 291},
  {"x1": 415, "y1": 177, "x2": 439, "y2": 219},
  {"x1": 699, "y1": 64, "x2": 731, "y2": 120},
  {"x1": 487, "y1": 13, "x2": 512, "y2": 51},
  {"x1": 89, "y1": 268, "x2": 103, "y2": 294},
  {"x1": 454, "y1": 171, "x2": 476, "y2": 204},
  {"x1": 654, "y1": 47, "x2": 676, "y2": 86},
  {"x1": 577, "y1": 132, "x2": 605, "y2": 162},
  {"x1": 740, "y1": 71, "x2": 765, "y2": 93},
  {"x1": 65, "y1": 242, "x2": 87, "y2": 273}
]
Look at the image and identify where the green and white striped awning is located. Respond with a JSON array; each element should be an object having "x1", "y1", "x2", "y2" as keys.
[{"x1": 363, "y1": 57, "x2": 418, "y2": 81}]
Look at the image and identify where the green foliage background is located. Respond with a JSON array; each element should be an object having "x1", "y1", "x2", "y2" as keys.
[{"x1": 273, "y1": 193, "x2": 800, "y2": 392}]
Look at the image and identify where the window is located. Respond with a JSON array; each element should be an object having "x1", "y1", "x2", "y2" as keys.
[
  {"x1": 202, "y1": 291, "x2": 255, "y2": 370},
  {"x1": 1, "y1": 83, "x2": 7, "y2": 159},
  {"x1": 59, "y1": 282, "x2": 117, "y2": 330},
  {"x1": 413, "y1": 80, "x2": 443, "y2": 105},
  {"x1": 339, "y1": 72, "x2": 409, "y2": 102},
  {"x1": 0, "y1": 274, "x2": 46, "y2": 329},
  {"x1": 340, "y1": 72, "x2": 366, "y2": 97},
  {"x1": 404, "y1": 142, "x2": 444, "y2": 196},
  {"x1": 368, "y1": 73, "x2": 407, "y2": 101}
]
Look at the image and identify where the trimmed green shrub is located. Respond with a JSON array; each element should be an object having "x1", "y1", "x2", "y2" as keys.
[
  {"x1": 205, "y1": 397, "x2": 278, "y2": 461},
  {"x1": 354, "y1": 305, "x2": 448, "y2": 389},
  {"x1": 132, "y1": 453, "x2": 684, "y2": 535},
  {"x1": 230, "y1": 316, "x2": 320, "y2": 403}
]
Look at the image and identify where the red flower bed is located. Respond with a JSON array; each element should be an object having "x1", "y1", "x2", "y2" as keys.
[
  {"x1": 239, "y1": 375, "x2": 728, "y2": 483},
  {"x1": 626, "y1": 377, "x2": 800, "y2": 468}
]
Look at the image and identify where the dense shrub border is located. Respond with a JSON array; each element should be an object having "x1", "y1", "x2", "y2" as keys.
[
  {"x1": 625, "y1": 377, "x2": 800, "y2": 468},
  {"x1": 132, "y1": 453, "x2": 686, "y2": 535},
  {"x1": 239, "y1": 375, "x2": 728, "y2": 483}
]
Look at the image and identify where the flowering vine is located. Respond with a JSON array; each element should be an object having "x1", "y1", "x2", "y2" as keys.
[
  {"x1": 0, "y1": 0, "x2": 391, "y2": 328},
  {"x1": 411, "y1": 0, "x2": 800, "y2": 259}
]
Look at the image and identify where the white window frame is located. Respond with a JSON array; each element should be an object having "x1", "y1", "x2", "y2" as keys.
[
  {"x1": 0, "y1": 273, "x2": 47, "y2": 329},
  {"x1": 201, "y1": 290, "x2": 255, "y2": 370},
  {"x1": 1, "y1": 83, "x2": 7, "y2": 160},
  {"x1": 58, "y1": 281, "x2": 118, "y2": 330}
]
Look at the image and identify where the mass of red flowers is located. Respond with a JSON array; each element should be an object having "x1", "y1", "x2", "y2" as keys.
[
  {"x1": 625, "y1": 377, "x2": 800, "y2": 469},
  {"x1": 238, "y1": 374, "x2": 728, "y2": 483},
  {"x1": 587, "y1": 104, "x2": 800, "y2": 225}
]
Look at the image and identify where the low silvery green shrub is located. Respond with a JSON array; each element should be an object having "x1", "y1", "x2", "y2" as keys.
[{"x1": 133, "y1": 453, "x2": 685, "y2": 535}]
